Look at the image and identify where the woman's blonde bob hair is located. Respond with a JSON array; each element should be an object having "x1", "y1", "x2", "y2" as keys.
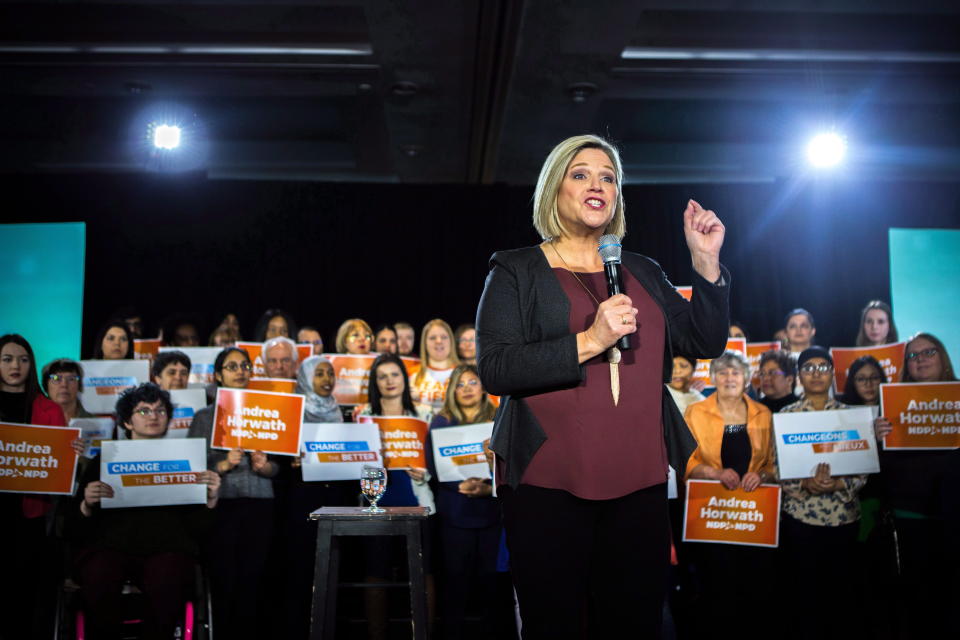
[
  {"x1": 334, "y1": 318, "x2": 373, "y2": 353},
  {"x1": 533, "y1": 134, "x2": 626, "y2": 241}
]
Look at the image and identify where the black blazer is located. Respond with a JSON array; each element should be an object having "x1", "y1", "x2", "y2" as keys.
[{"x1": 476, "y1": 245, "x2": 731, "y2": 490}]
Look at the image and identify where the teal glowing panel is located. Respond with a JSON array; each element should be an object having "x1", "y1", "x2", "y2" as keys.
[
  {"x1": 889, "y1": 228, "x2": 960, "y2": 366},
  {"x1": 0, "y1": 223, "x2": 85, "y2": 372}
]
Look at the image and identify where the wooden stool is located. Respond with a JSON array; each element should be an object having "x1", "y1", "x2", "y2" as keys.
[{"x1": 308, "y1": 506, "x2": 431, "y2": 640}]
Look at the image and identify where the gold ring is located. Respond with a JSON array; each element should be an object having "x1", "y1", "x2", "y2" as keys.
[{"x1": 621, "y1": 315, "x2": 628, "y2": 325}]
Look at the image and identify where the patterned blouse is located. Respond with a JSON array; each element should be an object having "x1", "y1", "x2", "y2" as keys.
[{"x1": 777, "y1": 396, "x2": 868, "y2": 527}]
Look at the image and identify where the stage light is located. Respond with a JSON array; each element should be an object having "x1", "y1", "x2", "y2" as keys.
[
  {"x1": 152, "y1": 124, "x2": 181, "y2": 150},
  {"x1": 806, "y1": 132, "x2": 846, "y2": 168}
]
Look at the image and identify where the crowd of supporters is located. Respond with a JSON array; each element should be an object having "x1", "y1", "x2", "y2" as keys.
[{"x1": 0, "y1": 300, "x2": 957, "y2": 639}]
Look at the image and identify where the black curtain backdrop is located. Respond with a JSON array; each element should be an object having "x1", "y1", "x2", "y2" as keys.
[{"x1": 4, "y1": 173, "x2": 958, "y2": 359}]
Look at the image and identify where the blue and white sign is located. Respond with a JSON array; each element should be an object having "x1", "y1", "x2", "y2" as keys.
[
  {"x1": 100, "y1": 438, "x2": 207, "y2": 508},
  {"x1": 431, "y1": 422, "x2": 493, "y2": 483},
  {"x1": 773, "y1": 407, "x2": 879, "y2": 479},
  {"x1": 299, "y1": 422, "x2": 382, "y2": 482}
]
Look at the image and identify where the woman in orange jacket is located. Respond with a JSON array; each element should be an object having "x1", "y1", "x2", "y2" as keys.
[{"x1": 682, "y1": 350, "x2": 776, "y2": 640}]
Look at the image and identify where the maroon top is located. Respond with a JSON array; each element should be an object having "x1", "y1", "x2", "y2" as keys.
[{"x1": 517, "y1": 268, "x2": 668, "y2": 500}]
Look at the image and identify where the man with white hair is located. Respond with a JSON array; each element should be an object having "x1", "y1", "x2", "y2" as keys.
[{"x1": 262, "y1": 336, "x2": 298, "y2": 379}]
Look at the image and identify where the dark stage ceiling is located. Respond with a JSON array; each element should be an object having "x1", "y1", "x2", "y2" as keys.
[{"x1": 1, "y1": 0, "x2": 958, "y2": 185}]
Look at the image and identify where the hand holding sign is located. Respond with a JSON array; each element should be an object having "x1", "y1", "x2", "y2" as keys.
[
  {"x1": 717, "y1": 468, "x2": 740, "y2": 491},
  {"x1": 250, "y1": 450, "x2": 270, "y2": 474},
  {"x1": 82, "y1": 480, "x2": 115, "y2": 515},
  {"x1": 741, "y1": 471, "x2": 762, "y2": 492},
  {"x1": 458, "y1": 478, "x2": 492, "y2": 498},
  {"x1": 801, "y1": 462, "x2": 837, "y2": 495},
  {"x1": 198, "y1": 469, "x2": 220, "y2": 506},
  {"x1": 874, "y1": 417, "x2": 893, "y2": 440}
]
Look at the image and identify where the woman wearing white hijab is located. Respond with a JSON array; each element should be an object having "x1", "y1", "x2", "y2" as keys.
[
  {"x1": 282, "y1": 355, "x2": 354, "y2": 636},
  {"x1": 297, "y1": 355, "x2": 344, "y2": 423}
]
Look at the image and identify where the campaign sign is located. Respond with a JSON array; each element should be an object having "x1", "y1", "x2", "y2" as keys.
[
  {"x1": 80, "y1": 359, "x2": 151, "y2": 414},
  {"x1": 675, "y1": 286, "x2": 693, "y2": 301},
  {"x1": 880, "y1": 381, "x2": 960, "y2": 450},
  {"x1": 401, "y1": 356, "x2": 422, "y2": 378},
  {"x1": 166, "y1": 388, "x2": 207, "y2": 438},
  {"x1": 0, "y1": 422, "x2": 80, "y2": 495},
  {"x1": 158, "y1": 346, "x2": 221, "y2": 385},
  {"x1": 773, "y1": 408, "x2": 879, "y2": 479},
  {"x1": 327, "y1": 354, "x2": 377, "y2": 405},
  {"x1": 247, "y1": 378, "x2": 297, "y2": 394},
  {"x1": 134, "y1": 338, "x2": 162, "y2": 362},
  {"x1": 431, "y1": 422, "x2": 493, "y2": 482},
  {"x1": 356, "y1": 415, "x2": 428, "y2": 469},
  {"x1": 69, "y1": 417, "x2": 115, "y2": 458},
  {"x1": 299, "y1": 422, "x2": 382, "y2": 482},
  {"x1": 235, "y1": 342, "x2": 313, "y2": 377},
  {"x1": 211, "y1": 388, "x2": 304, "y2": 456},
  {"x1": 100, "y1": 438, "x2": 206, "y2": 509},
  {"x1": 692, "y1": 337, "x2": 747, "y2": 389},
  {"x1": 830, "y1": 342, "x2": 906, "y2": 394},
  {"x1": 682, "y1": 480, "x2": 781, "y2": 548}
]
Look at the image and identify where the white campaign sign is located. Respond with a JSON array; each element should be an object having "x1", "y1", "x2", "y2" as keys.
[
  {"x1": 159, "y1": 347, "x2": 221, "y2": 386},
  {"x1": 100, "y1": 438, "x2": 207, "y2": 509},
  {"x1": 69, "y1": 417, "x2": 115, "y2": 458},
  {"x1": 166, "y1": 388, "x2": 207, "y2": 438},
  {"x1": 299, "y1": 422, "x2": 382, "y2": 482},
  {"x1": 431, "y1": 422, "x2": 493, "y2": 483},
  {"x1": 80, "y1": 360, "x2": 150, "y2": 414},
  {"x1": 773, "y1": 407, "x2": 879, "y2": 479}
]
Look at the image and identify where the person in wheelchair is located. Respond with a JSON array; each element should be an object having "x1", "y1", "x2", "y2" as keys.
[{"x1": 71, "y1": 383, "x2": 220, "y2": 640}]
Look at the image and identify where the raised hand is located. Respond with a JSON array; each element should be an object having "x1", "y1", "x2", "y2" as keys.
[{"x1": 683, "y1": 199, "x2": 724, "y2": 281}]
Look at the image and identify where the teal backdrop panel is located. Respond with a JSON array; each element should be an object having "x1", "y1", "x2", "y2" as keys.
[
  {"x1": 889, "y1": 228, "x2": 960, "y2": 367},
  {"x1": 0, "y1": 223, "x2": 86, "y2": 373}
]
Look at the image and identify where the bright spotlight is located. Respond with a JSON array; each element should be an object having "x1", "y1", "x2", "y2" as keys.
[
  {"x1": 152, "y1": 124, "x2": 181, "y2": 150},
  {"x1": 806, "y1": 132, "x2": 846, "y2": 168}
]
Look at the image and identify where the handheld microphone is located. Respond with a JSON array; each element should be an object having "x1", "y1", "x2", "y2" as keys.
[{"x1": 598, "y1": 234, "x2": 631, "y2": 351}]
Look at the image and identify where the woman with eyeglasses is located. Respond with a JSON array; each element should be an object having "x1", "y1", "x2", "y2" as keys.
[
  {"x1": 410, "y1": 319, "x2": 460, "y2": 410},
  {"x1": 872, "y1": 333, "x2": 956, "y2": 636},
  {"x1": 757, "y1": 350, "x2": 798, "y2": 413},
  {"x1": 426, "y1": 364, "x2": 500, "y2": 639},
  {"x1": 334, "y1": 318, "x2": 374, "y2": 355},
  {"x1": 777, "y1": 347, "x2": 866, "y2": 639},
  {"x1": 838, "y1": 355, "x2": 887, "y2": 406},
  {"x1": 454, "y1": 324, "x2": 477, "y2": 365},
  {"x1": 187, "y1": 346, "x2": 278, "y2": 640},
  {"x1": 40, "y1": 358, "x2": 93, "y2": 421}
]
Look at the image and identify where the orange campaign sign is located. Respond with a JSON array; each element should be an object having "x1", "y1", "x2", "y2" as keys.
[
  {"x1": 356, "y1": 415, "x2": 429, "y2": 469},
  {"x1": 880, "y1": 381, "x2": 960, "y2": 450},
  {"x1": 0, "y1": 422, "x2": 81, "y2": 495},
  {"x1": 675, "y1": 286, "x2": 693, "y2": 301},
  {"x1": 235, "y1": 341, "x2": 313, "y2": 377},
  {"x1": 692, "y1": 337, "x2": 747, "y2": 388},
  {"x1": 746, "y1": 341, "x2": 781, "y2": 388},
  {"x1": 401, "y1": 356, "x2": 422, "y2": 378},
  {"x1": 830, "y1": 342, "x2": 906, "y2": 394},
  {"x1": 682, "y1": 480, "x2": 781, "y2": 548},
  {"x1": 134, "y1": 338, "x2": 162, "y2": 362},
  {"x1": 327, "y1": 354, "x2": 377, "y2": 405},
  {"x1": 211, "y1": 388, "x2": 304, "y2": 456},
  {"x1": 247, "y1": 378, "x2": 297, "y2": 394}
]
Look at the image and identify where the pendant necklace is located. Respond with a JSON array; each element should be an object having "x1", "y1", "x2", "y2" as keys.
[{"x1": 551, "y1": 242, "x2": 621, "y2": 406}]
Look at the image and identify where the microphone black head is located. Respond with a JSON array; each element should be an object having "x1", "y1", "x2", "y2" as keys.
[{"x1": 598, "y1": 234, "x2": 622, "y2": 264}]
